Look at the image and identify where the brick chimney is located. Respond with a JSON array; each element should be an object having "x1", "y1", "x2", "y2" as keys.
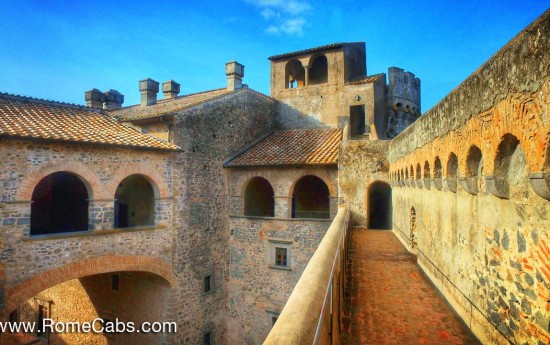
[
  {"x1": 85, "y1": 89, "x2": 105, "y2": 109},
  {"x1": 139, "y1": 78, "x2": 160, "y2": 106},
  {"x1": 162, "y1": 80, "x2": 180, "y2": 99},
  {"x1": 103, "y1": 90, "x2": 124, "y2": 110},
  {"x1": 225, "y1": 61, "x2": 244, "y2": 91}
]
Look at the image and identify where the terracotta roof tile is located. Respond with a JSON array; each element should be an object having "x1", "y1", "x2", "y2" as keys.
[
  {"x1": 345, "y1": 74, "x2": 385, "y2": 85},
  {"x1": 0, "y1": 93, "x2": 179, "y2": 151},
  {"x1": 114, "y1": 88, "x2": 232, "y2": 121},
  {"x1": 226, "y1": 128, "x2": 341, "y2": 167},
  {"x1": 268, "y1": 43, "x2": 347, "y2": 61}
]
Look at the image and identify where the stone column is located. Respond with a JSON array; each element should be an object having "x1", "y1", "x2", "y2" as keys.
[
  {"x1": 88, "y1": 199, "x2": 115, "y2": 231},
  {"x1": 154, "y1": 198, "x2": 174, "y2": 226},
  {"x1": 230, "y1": 196, "x2": 244, "y2": 217},
  {"x1": 274, "y1": 196, "x2": 292, "y2": 218},
  {"x1": 304, "y1": 65, "x2": 309, "y2": 86}
]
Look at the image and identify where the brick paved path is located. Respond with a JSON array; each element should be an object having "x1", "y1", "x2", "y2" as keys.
[{"x1": 341, "y1": 229, "x2": 480, "y2": 345}]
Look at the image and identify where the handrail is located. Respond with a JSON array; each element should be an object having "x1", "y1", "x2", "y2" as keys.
[{"x1": 264, "y1": 207, "x2": 350, "y2": 345}]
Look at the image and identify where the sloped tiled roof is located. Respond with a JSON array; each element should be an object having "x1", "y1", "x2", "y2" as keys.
[
  {"x1": 268, "y1": 43, "x2": 347, "y2": 61},
  {"x1": 0, "y1": 93, "x2": 179, "y2": 150},
  {"x1": 114, "y1": 88, "x2": 232, "y2": 121},
  {"x1": 345, "y1": 74, "x2": 385, "y2": 85},
  {"x1": 226, "y1": 128, "x2": 342, "y2": 167}
]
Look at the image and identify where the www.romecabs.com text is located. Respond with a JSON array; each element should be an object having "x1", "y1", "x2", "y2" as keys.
[{"x1": 0, "y1": 318, "x2": 177, "y2": 333}]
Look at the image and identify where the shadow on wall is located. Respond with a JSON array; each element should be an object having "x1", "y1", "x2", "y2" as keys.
[{"x1": 275, "y1": 102, "x2": 329, "y2": 130}]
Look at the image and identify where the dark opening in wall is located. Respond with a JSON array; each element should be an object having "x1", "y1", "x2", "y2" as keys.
[
  {"x1": 434, "y1": 156, "x2": 443, "y2": 189},
  {"x1": 244, "y1": 177, "x2": 275, "y2": 217},
  {"x1": 493, "y1": 134, "x2": 521, "y2": 198},
  {"x1": 115, "y1": 174, "x2": 154, "y2": 228},
  {"x1": 447, "y1": 153, "x2": 458, "y2": 192},
  {"x1": 350, "y1": 105, "x2": 366, "y2": 136},
  {"x1": 308, "y1": 55, "x2": 328, "y2": 85},
  {"x1": 467, "y1": 146, "x2": 483, "y2": 177},
  {"x1": 292, "y1": 175, "x2": 330, "y2": 219},
  {"x1": 368, "y1": 181, "x2": 392, "y2": 229},
  {"x1": 31, "y1": 172, "x2": 89, "y2": 236},
  {"x1": 285, "y1": 59, "x2": 305, "y2": 89}
]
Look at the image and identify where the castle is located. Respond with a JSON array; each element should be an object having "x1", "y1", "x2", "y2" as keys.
[{"x1": 0, "y1": 9, "x2": 549, "y2": 345}]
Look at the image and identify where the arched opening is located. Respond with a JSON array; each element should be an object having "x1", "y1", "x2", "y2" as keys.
[
  {"x1": 31, "y1": 172, "x2": 89, "y2": 236},
  {"x1": 409, "y1": 165, "x2": 414, "y2": 180},
  {"x1": 285, "y1": 59, "x2": 305, "y2": 89},
  {"x1": 368, "y1": 181, "x2": 392, "y2": 229},
  {"x1": 291, "y1": 175, "x2": 330, "y2": 219},
  {"x1": 423, "y1": 161, "x2": 430, "y2": 180},
  {"x1": 114, "y1": 174, "x2": 155, "y2": 228},
  {"x1": 308, "y1": 55, "x2": 328, "y2": 85},
  {"x1": 493, "y1": 134, "x2": 527, "y2": 199},
  {"x1": 433, "y1": 156, "x2": 443, "y2": 190},
  {"x1": 7, "y1": 270, "x2": 172, "y2": 344},
  {"x1": 244, "y1": 177, "x2": 275, "y2": 217},
  {"x1": 466, "y1": 146, "x2": 483, "y2": 177},
  {"x1": 447, "y1": 153, "x2": 458, "y2": 192},
  {"x1": 416, "y1": 164, "x2": 422, "y2": 180}
]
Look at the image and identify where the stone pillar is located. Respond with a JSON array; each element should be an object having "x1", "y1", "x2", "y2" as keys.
[
  {"x1": 230, "y1": 196, "x2": 243, "y2": 216},
  {"x1": 304, "y1": 65, "x2": 309, "y2": 86},
  {"x1": 274, "y1": 196, "x2": 292, "y2": 218},
  {"x1": 154, "y1": 198, "x2": 173, "y2": 226},
  {"x1": 329, "y1": 197, "x2": 339, "y2": 219},
  {"x1": 88, "y1": 199, "x2": 115, "y2": 231}
]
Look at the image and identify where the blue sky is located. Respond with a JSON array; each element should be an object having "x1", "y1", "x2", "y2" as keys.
[{"x1": 0, "y1": 1, "x2": 547, "y2": 111}]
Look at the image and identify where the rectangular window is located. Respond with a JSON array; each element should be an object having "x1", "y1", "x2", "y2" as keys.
[
  {"x1": 112, "y1": 274, "x2": 119, "y2": 291},
  {"x1": 275, "y1": 247, "x2": 288, "y2": 267},
  {"x1": 204, "y1": 275, "x2": 212, "y2": 293},
  {"x1": 203, "y1": 331, "x2": 213, "y2": 345}
]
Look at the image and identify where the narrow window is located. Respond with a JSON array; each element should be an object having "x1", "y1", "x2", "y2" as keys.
[
  {"x1": 204, "y1": 275, "x2": 212, "y2": 293},
  {"x1": 271, "y1": 316, "x2": 278, "y2": 327},
  {"x1": 203, "y1": 331, "x2": 213, "y2": 345},
  {"x1": 275, "y1": 247, "x2": 288, "y2": 267},
  {"x1": 112, "y1": 274, "x2": 119, "y2": 291}
]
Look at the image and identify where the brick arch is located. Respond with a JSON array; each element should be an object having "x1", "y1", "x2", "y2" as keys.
[
  {"x1": 240, "y1": 175, "x2": 275, "y2": 196},
  {"x1": 4, "y1": 255, "x2": 176, "y2": 314},
  {"x1": 16, "y1": 160, "x2": 102, "y2": 200},
  {"x1": 287, "y1": 172, "x2": 336, "y2": 198},
  {"x1": 105, "y1": 163, "x2": 170, "y2": 199}
]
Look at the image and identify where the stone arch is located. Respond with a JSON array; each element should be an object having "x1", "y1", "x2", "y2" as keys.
[
  {"x1": 114, "y1": 174, "x2": 156, "y2": 227},
  {"x1": 423, "y1": 161, "x2": 431, "y2": 189},
  {"x1": 106, "y1": 163, "x2": 169, "y2": 199},
  {"x1": 4, "y1": 255, "x2": 176, "y2": 314},
  {"x1": 461, "y1": 145, "x2": 483, "y2": 195},
  {"x1": 446, "y1": 152, "x2": 458, "y2": 193},
  {"x1": 243, "y1": 176, "x2": 275, "y2": 217},
  {"x1": 285, "y1": 59, "x2": 305, "y2": 89},
  {"x1": 487, "y1": 134, "x2": 523, "y2": 199},
  {"x1": 287, "y1": 173, "x2": 336, "y2": 198},
  {"x1": 308, "y1": 54, "x2": 328, "y2": 85},
  {"x1": 290, "y1": 175, "x2": 331, "y2": 219},
  {"x1": 17, "y1": 160, "x2": 101, "y2": 200},
  {"x1": 367, "y1": 181, "x2": 392, "y2": 229},
  {"x1": 433, "y1": 156, "x2": 443, "y2": 190}
]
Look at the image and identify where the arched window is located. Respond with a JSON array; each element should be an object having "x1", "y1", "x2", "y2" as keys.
[
  {"x1": 447, "y1": 153, "x2": 458, "y2": 192},
  {"x1": 31, "y1": 172, "x2": 89, "y2": 236},
  {"x1": 292, "y1": 176, "x2": 330, "y2": 219},
  {"x1": 285, "y1": 60, "x2": 305, "y2": 89},
  {"x1": 308, "y1": 55, "x2": 328, "y2": 85},
  {"x1": 114, "y1": 175, "x2": 155, "y2": 228},
  {"x1": 244, "y1": 177, "x2": 275, "y2": 217}
]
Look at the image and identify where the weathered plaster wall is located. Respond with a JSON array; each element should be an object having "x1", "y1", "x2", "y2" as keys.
[{"x1": 388, "y1": 9, "x2": 550, "y2": 345}]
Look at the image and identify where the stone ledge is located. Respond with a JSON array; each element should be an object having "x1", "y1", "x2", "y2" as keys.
[
  {"x1": 23, "y1": 225, "x2": 167, "y2": 241},
  {"x1": 230, "y1": 215, "x2": 332, "y2": 222}
]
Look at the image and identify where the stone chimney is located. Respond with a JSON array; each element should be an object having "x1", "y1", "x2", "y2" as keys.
[
  {"x1": 139, "y1": 78, "x2": 160, "y2": 106},
  {"x1": 85, "y1": 89, "x2": 105, "y2": 109},
  {"x1": 162, "y1": 80, "x2": 180, "y2": 99},
  {"x1": 225, "y1": 61, "x2": 244, "y2": 91},
  {"x1": 103, "y1": 90, "x2": 124, "y2": 110}
]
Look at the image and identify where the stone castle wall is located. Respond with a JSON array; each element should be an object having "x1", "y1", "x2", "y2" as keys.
[{"x1": 387, "y1": 9, "x2": 550, "y2": 345}]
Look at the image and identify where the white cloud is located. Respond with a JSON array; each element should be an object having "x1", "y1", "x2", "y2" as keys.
[{"x1": 244, "y1": 0, "x2": 311, "y2": 36}]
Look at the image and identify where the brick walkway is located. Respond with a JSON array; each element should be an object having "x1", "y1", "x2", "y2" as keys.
[{"x1": 341, "y1": 229, "x2": 480, "y2": 345}]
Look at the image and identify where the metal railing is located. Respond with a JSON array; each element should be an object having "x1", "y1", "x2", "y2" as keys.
[{"x1": 264, "y1": 207, "x2": 350, "y2": 345}]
